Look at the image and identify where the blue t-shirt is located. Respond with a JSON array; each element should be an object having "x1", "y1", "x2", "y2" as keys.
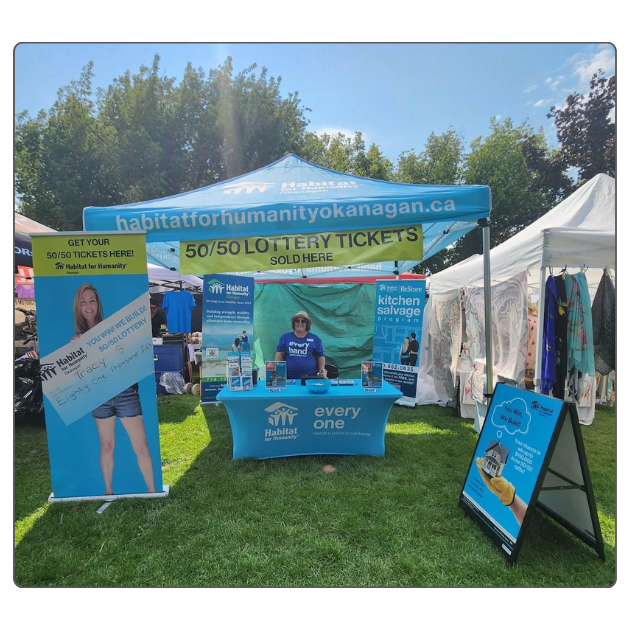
[
  {"x1": 276, "y1": 331, "x2": 325, "y2": 379},
  {"x1": 161, "y1": 290, "x2": 196, "y2": 333}
]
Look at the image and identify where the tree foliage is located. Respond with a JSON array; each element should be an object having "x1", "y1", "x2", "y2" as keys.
[
  {"x1": 396, "y1": 129, "x2": 464, "y2": 185},
  {"x1": 395, "y1": 129, "x2": 465, "y2": 273},
  {"x1": 15, "y1": 56, "x2": 615, "y2": 275},
  {"x1": 442, "y1": 117, "x2": 557, "y2": 267},
  {"x1": 547, "y1": 71, "x2": 616, "y2": 184},
  {"x1": 302, "y1": 131, "x2": 394, "y2": 180},
  {"x1": 15, "y1": 56, "x2": 311, "y2": 230}
]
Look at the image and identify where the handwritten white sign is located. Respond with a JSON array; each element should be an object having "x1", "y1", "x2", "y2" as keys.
[{"x1": 40, "y1": 293, "x2": 154, "y2": 425}]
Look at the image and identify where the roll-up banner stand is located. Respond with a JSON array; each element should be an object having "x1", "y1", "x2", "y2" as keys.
[
  {"x1": 32, "y1": 232, "x2": 168, "y2": 502},
  {"x1": 372, "y1": 279, "x2": 426, "y2": 406},
  {"x1": 200, "y1": 274, "x2": 255, "y2": 403}
]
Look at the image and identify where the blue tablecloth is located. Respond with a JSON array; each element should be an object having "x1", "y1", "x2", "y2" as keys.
[{"x1": 217, "y1": 379, "x2": 403, "y2": 459}]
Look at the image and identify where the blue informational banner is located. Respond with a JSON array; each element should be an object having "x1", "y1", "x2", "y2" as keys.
[
  {"x1": 32, "y1": 232, "x2": 163, "y2": 499},
  {"x1": 372, "y1": 279, "x2": 426, "y2": 405},
  {"x1": 460, "y1": 383, "x2": 565, "y2": 557},
  {"x1": 200, "y1": 274, "x2": 254, "y2": 402}
]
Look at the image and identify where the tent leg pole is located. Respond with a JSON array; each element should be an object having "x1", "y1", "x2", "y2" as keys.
[{"x1": 480, "y1": 219, "x2": 493, "y2": 397}]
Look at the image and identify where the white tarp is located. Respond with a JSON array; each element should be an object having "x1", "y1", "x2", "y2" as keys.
[
  {"x1": 421, "y1": 173, "x2": 615, "y2": 422},
  {"x1": 427, "y1": 173, "x2": 615, "y2": 299}
]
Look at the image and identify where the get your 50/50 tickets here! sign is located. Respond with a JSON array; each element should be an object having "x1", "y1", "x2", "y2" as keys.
[
  {"x1": 180, "y1": 226, "x2": 422, "y2": 274},
  {"x1": 32, "y1": 232, "x2": 164, "y2": 499}
]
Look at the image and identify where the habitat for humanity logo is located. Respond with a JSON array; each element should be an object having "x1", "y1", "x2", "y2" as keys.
[
  {"x1": 223, "y1": 182, "x2": 275, "y2": 195},
  {"x1": 206, "y1": 279, "x2": 225, "y2": 294},
  {"x1": 279, "y1": 180, "x2": 359, "y2": 194},
  {"x1": 264, "y1": 402, "x2": 299, "y2": 441}
]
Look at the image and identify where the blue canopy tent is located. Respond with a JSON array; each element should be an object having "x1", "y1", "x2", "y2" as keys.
[
  {"x1": 83, "y1": 154, "x2": 495, "y2": 389},
  {"x1": 84, "y1": 154, "x2": 490, "y2": 273}
]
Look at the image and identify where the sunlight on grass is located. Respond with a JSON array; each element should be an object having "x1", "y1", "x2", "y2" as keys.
[
  {"x1": 14, "y1": 398, "x2": 615, "y2": 586},
  {"x1": 15, "y1": 504, "x2": 51, "y2": 547},
  {"x1": 598, "y1": 511, "x2": 616, "y2": 545},
  {"x1": 16, "y1": 399, "x2": 210, "y2": 548},
  {"x1": 386, "y1": 423, "x2": 457, "y2": 436},
  {"x1": 158, "y1": 403, "x2": 210, "y2": 487}
]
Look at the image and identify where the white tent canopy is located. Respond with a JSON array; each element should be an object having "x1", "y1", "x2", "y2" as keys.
[
  {"x1": 427, "y1": 173, "x2": 615, "y2": 299},
  {"x1": 147, "y1": 263, "x2": 202, "y2": 293},
  {"x1": 423, "y1": 173, "x2": 615, "y2": 418}
]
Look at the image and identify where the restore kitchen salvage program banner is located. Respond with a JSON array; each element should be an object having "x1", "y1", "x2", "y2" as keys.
[
  {"x1": 372, "y1": 279, "x2": 426, "y2": 406},
  {"x1": 32, "y1": 232, "x2": 164, "y2": 499}
]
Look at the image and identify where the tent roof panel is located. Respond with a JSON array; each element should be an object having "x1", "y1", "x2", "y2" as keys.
[
  {"x1": 83, "y1": 153, "x2": 491, "y2": 243},
  {"x1": 427, "y1": 174, "x2": 615, "y2": 297}
]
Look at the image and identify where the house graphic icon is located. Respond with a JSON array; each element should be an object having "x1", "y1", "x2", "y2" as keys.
[
  {"x1": 264, "y1": 402, "x2": 298, "y2": 427},
  {"x1": 222, "y1": 181, "x2": 275, "y2": 195},
  {"x1": 207, "y1": 281, "x2": 224, "y2": 294}
]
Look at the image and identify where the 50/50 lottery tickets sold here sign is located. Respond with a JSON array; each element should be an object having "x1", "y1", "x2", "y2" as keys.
[{"x1": 181, "y1": 225, "x2": 423, "y2": 274}]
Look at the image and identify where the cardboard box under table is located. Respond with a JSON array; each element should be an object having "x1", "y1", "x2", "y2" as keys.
[{"x1": 217, "y1": 379, "x2": 403, "y2": 460}]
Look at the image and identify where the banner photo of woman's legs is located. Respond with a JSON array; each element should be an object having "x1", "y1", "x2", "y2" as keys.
[{"x1": 32, "y1": 232, "x2": 164, "y2": 499}]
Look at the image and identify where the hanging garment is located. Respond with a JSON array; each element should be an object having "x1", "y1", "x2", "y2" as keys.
[
  {"x1": 564, "y1": 273, "x2": 595, "y2": 378},
  {"x1": 591, "y1": 271, "x2": 615, "y2": 375},
  {"x1": 566, "y1": 367, "x2": 582, "y2": 402},
  {"x1": 541, "y1": 275, "x2": 557, "y2": 395},
  {"x1": 428, "y1": 290, "x2": 462, "y2": 402},
  {"x1": 463, "y1": 271, "x2": 528, "y2": 399},
  {"x1": 161, "y1": 290, "x2": 197, "y2": 333},
  {"x1": 552, "y1": 275, "x2": 568, "y2": 399}
]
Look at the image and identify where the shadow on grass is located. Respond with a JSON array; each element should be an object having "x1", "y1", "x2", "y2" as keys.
[{"x1": 14, "y1": 395, "x2": 615, "y2": 586}]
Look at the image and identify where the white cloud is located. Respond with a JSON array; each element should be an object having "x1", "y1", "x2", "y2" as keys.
[
  {"x1": 536, "y1": 45, "x2": 615, "y2": 111},
  {"x1": 523, "y1": 84, "x2": 537, "y2": 94},
  {"x1": 569, "y1": 46, "x2": 615, "y2": 87},
  {"x1": 544, "y1": 76, "x2": 563, "y2": 91}
]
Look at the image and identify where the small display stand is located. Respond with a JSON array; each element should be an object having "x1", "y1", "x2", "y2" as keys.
[
  {"x1": 227, "y1": 350, "x2": 254, "y2": 392},
  {"x1": 361, "y1": 361, "x2": 383, "y2": 392},
  {"x1": 239, "y1": 351, "x2": 253, "y2": 390},
  {"x1": 265, "y1": 361, "x2": 287, "y2": 392}
]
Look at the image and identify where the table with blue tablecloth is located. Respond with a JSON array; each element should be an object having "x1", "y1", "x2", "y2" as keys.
[{"x1": 216, "y1": 379, "x2": 403, "y2": 459}]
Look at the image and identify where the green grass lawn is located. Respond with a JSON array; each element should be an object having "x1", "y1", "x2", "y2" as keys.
[{"x1": 14, "y1": 397, "x2": 616, "y2": 587}]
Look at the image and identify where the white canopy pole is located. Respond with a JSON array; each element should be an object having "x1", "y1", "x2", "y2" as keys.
[{"x1": 480, "y1": 219, "x2": 494, "y2": 397}]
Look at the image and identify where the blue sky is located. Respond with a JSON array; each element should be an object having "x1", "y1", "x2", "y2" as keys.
[{"x1": 14, "y1": 42, "x2": 615, "y2": 163}]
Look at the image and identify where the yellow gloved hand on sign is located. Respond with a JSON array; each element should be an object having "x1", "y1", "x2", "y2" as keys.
[{"x1": 475, "y1": 457, "x2": 516, "y2": 506}]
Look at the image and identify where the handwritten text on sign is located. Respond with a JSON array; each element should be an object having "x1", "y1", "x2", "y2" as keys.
[{"x1": 40, "y1": 293, "x2": 154, "y2": 425}]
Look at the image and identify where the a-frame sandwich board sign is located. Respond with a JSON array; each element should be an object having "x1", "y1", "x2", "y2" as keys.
[{"x1": 459, "y1": 382, "x2": 605, "y2": 564}]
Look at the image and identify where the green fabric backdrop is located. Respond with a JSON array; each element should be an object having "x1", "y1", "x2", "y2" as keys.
[{"x1": 252, "y1": 283, "x2": 376, "y2": 378}]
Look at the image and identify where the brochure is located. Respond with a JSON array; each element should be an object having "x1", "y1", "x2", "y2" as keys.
[
  {"x1": 361, "y1": 361, "x2": 383, "y2": 389},
  {"x1": 265, "y1": 361, "x2": 287, "y2": 389}
]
